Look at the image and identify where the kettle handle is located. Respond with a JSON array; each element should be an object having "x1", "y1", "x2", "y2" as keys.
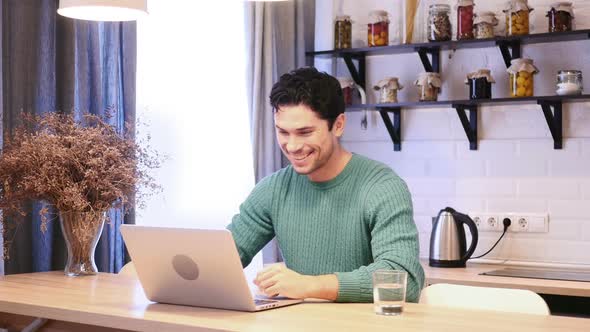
[{"x1": 454, "y1": 211, "x2": 479, "y2": 263}]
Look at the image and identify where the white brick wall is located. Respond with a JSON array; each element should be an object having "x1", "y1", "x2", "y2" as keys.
[
  {"x1": 549, "y1": 200, "x2": 590, "y2": 218},
  {"x1": 518, "y1": 179, "x2": 580, "y2": 199},
  {"x1": 582, "y1": 223, "x2": 590, "y2": 241},
  {"x1": 582, "y1": 180, "x2": 590, "y2": 199},
  {"x1": 486, "y1": 198, "x2": 547, "y2": 212},
  {"x1": 324, "y1": 0, "x2": 590, "y2": 266}
]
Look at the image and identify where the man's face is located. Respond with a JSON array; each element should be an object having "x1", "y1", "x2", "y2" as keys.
[{"x1": 274, "y1": 104, "x2": 344, "y2": 180}]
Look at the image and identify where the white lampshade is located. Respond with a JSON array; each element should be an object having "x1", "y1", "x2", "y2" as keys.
[{"x1": 57, "y1": 0, "x2": 148, "y2": 22}]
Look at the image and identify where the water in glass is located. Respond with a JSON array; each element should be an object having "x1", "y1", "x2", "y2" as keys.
[{"x1": 373, "y1": 282, "x2": 405, "y2": 315}]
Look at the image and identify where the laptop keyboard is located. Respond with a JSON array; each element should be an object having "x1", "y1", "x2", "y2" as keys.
[{"x1": 254, "y1": 299, "x2": 278, "y2": 306}]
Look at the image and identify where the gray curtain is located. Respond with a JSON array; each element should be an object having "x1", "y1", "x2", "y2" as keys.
[
  {"x1": 1, "y1": 0, "x2": 136, "y2": 274},
  {"x1": 244, "y1": 0, "x2": 315, "y2": 263}
]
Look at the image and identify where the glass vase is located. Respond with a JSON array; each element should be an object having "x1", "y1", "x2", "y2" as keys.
[{"x1": 59, "y1": 211, "x2": 106, "y2": 276}]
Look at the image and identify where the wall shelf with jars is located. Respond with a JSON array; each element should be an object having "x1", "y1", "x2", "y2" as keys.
[
  {"x1": 344, "y1": 94, "x2": 590, "y2": 151},
  {"x1": 307, "y1": 28, "x2": 590, "y2": 151}
]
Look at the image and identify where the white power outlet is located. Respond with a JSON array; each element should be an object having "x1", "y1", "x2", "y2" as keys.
[
  {"x1": 470, "y1": 212, "x2": 549, "y2": 233},
  {"x1": 486, "y1": 216, "x2": 500, "y2": 231},
  {"x1": 516, "y1": 217, "x2": 529, "y2": 232},
  {"x1": 499, "y1": 214, "x2": 518, "y2": 232},
  {"x1": 469, "y1": 213, "x2": 501, "y2": 232},
  {"x1": 473, "y1": 216, "x2": 482, "y2": 228},
  {"x1": 501, "y1": 213, "x2": 549, "y2": 233}
]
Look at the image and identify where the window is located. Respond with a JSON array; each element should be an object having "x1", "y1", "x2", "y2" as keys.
[{"x1": 136, "y1": 1, "x2": 254, "y2": 231}]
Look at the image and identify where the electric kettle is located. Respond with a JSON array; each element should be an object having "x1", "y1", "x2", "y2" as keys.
[{"x1": 429, "y1": 207, "x2": 478, "y2": 268}]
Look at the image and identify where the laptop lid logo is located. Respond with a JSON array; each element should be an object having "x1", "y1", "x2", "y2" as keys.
[{"x1": 172, "y1": 254, "x2": 200, "y2": 280}]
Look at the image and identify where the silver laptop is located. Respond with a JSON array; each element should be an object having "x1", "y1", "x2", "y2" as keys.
[{"x1": 120, "y1": 225, "x2": 303, "y2": 312}]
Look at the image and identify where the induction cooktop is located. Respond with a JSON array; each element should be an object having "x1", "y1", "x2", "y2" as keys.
[{"x1": 481, "y1": 268, "x2": 590, "y2": 282}]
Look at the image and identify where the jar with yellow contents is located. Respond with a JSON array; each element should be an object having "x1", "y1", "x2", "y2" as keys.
[
  {"x1": 368, "y1": 10, "x2": 389, "y2": 47},
  {"x1": 504, "y1": 0, "x2": 534, "y2": 36},
  {"x1": 507, "y1": 58, "x2": 539, "y2": 98}
]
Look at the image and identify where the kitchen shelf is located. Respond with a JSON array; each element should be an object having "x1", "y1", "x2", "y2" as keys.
[
  {"x1": 345, "y1": 94, "x2": 590, "y2": 110},
  {"x1": 307, "y1": 29, "x2": 590, "y2": 58},
  {"x1": 307, "y1": 29, "x2": 590, "y2": 151},
  {"x1": 346, "y1": 95, "x2": 590, "y2": 151}
]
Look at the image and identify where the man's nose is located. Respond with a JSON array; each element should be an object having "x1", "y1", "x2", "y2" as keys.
[{"x1": 285, "y1": 136, "x2": 303, "y2": 153}]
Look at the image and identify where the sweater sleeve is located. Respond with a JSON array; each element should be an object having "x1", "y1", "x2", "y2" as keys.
[
  {"x1": 226, "y1": 176, "x2": 275, "y2": 268},
  {"x1": 334, "y1": 178, "x2": 425, "y2": 303}
]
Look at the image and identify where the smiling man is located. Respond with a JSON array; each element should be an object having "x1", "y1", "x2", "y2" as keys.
[{"x1": 227, "y1": 67, "x2": 424, "y2": 303}]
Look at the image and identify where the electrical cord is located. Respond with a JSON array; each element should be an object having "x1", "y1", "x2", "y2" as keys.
[{"x1": 471, "y1": 218, "x2": 511, "y2": 259}]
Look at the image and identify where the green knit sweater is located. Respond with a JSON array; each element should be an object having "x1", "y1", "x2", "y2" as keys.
[{"x1": 227, "y1": 154, "x2": 424, "y2": 303}]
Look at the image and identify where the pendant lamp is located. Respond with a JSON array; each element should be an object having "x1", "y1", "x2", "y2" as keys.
[{"x1": 57, "y1": 0, "x2": 148, "y2": 22}]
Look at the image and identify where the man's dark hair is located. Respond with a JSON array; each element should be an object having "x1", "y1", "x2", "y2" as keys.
[{"x1": 269, "y1": 67, "x2": 345, "y2": 130}]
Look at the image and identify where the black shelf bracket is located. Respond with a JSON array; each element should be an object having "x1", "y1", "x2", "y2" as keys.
[
  {"x1": 378, "y1": 108, "x2": 402, "y2": 151},
  {"x1": 538, "y1": 100, "x2": 563, "y2": 149},
  {"x1": 496, "y1": 40, "x2": 521, "y2": 68},
  {"x1": 342, "y1": 54, "x2": 366, "y2": 89},
  {"x1": 453, "y1": 104, "x2": 478, "y2": 150},
  {"x1": 415, "y1": 47, "x2": 440, "y2": 73}
]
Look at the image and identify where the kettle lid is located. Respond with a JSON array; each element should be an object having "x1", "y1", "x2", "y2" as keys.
[{"x1": 441, "y1": 207, "x2": 456, "y2": 214}]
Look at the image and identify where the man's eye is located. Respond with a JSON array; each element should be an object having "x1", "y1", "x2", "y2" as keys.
[{"x1": 299, "y1": 131, "x2": 312, "y2": 136}]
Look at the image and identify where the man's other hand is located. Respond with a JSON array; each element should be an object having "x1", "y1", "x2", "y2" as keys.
[{"x1": 254, "y1": 263, "x2": 313, "y2": 299}]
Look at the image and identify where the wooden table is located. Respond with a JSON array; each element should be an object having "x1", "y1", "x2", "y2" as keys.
[
  {"x1": 0, "y1": 272, "x2": 588, "y2": 332},
  {"x1": 421, "y1": 261, "x2": 590, "y2": 297}
]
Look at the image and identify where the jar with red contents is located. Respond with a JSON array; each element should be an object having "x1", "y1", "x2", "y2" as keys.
[
  {"x1": 338, "y1": 77, "x2": 366, "y2": 106},
  {"x1": 457, "y1": 0, "x2": 475, "y2": 40},
  {"x1": 368, "y1": 10, "x2": 389, "y2": 47}
]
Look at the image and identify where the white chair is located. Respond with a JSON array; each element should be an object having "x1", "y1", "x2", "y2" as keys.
[
  {"x1": 118, "y1": 261, "x2": 137, "y2": 276},
  {"x1": 419, "y1": 283, "x2": 550, "y2": 315}
]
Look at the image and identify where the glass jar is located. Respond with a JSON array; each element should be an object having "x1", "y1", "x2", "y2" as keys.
[
  {"x1": 374, "y1": 77, "x2": 404, "y2": 103},
  {"x1": 547, "y1": 2, "x2": 574, "y2": 33},
  {"x1": 457, "y1": 0, "x2": 475, "y2": 40},
  {"x1": 466, "y1": 69, "x2": 495, "y2": 100},
  {"x1": 507, "y1": 58, "x2": 538, "y2": 97},
  {"x1": 474, "y1": 11, "x2": 498, "y2": 39},
  {"x1": 504, "y1": 0, "x2": 533, "y2": 36},
  {"x1": 368, "y1": 10, "x2": 389, "y2": 47},
  {"x1": 334, "y1": 15, "x2": 352, "y2": 49},
  {"x1": 338, "y1": 77, "x2": 366, "y2": 106},
  {"x1": 415, "y1": 72, "x2": 441, "y2": 102},
  {"x1": 556, "y1": 70, "x2": 583, "y2": 95},
  {"x1": 428, "y1": 4, "x2": 452, "y2": 41}
]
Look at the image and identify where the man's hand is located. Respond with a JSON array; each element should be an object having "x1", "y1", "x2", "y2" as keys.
[{"x1": 253, "y1": 263, "x2": 338, "y2": 300}]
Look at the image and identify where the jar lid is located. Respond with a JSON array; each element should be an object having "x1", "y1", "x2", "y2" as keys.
[
  {"x1": 456, "y1": 0, "x2": 475, "y2": 7},
  {"x1": 548, "y1": 2, "x2": 574, "y2": 16},
  {"x1": 429, "y1": 4, "x2": 451, "y2": 12},
  {"x1": 507, "y1": 58, "x2": 539, "y2": 74},
  {"x1": 369, "y1": 10, "x2": 389, "y2": 23},
  {"x1": 337, "y1": 77, "x2": 355, "y2": 89},
  {"x1": 335, "y1": 15, "x2": 352, "y2": 21},
  {"x1": 503, "y1": 0, "x2": 534, "y2": 13},
  {"x1": 557, "y1": 70, "x2": 582, "y2": 75},
  {"x1": 474, "y1": 11, "x2": 499, "y2": 25},
  {"x1": 374, "y1": 77, "x2": 404, "y2": 90},
  {"x1": 414, "y1": 72, "x2": 442, "y2": 88},
  {"x1": 465, "y1": 69, "x2": 496, "y2": 84}
]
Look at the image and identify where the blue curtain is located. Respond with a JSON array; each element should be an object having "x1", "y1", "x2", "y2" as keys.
[{"x1": 1, "y1": 0, "x2": 136, "y2": 274}]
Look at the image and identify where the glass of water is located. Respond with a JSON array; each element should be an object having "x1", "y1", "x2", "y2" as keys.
[{"x1": 373, "y1": 270, "x2": 407, "y2": 315}]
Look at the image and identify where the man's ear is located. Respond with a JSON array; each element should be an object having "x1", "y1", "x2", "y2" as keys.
[{"x1": 332, "y1": 113, "x2": 346, "y2": 138}]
